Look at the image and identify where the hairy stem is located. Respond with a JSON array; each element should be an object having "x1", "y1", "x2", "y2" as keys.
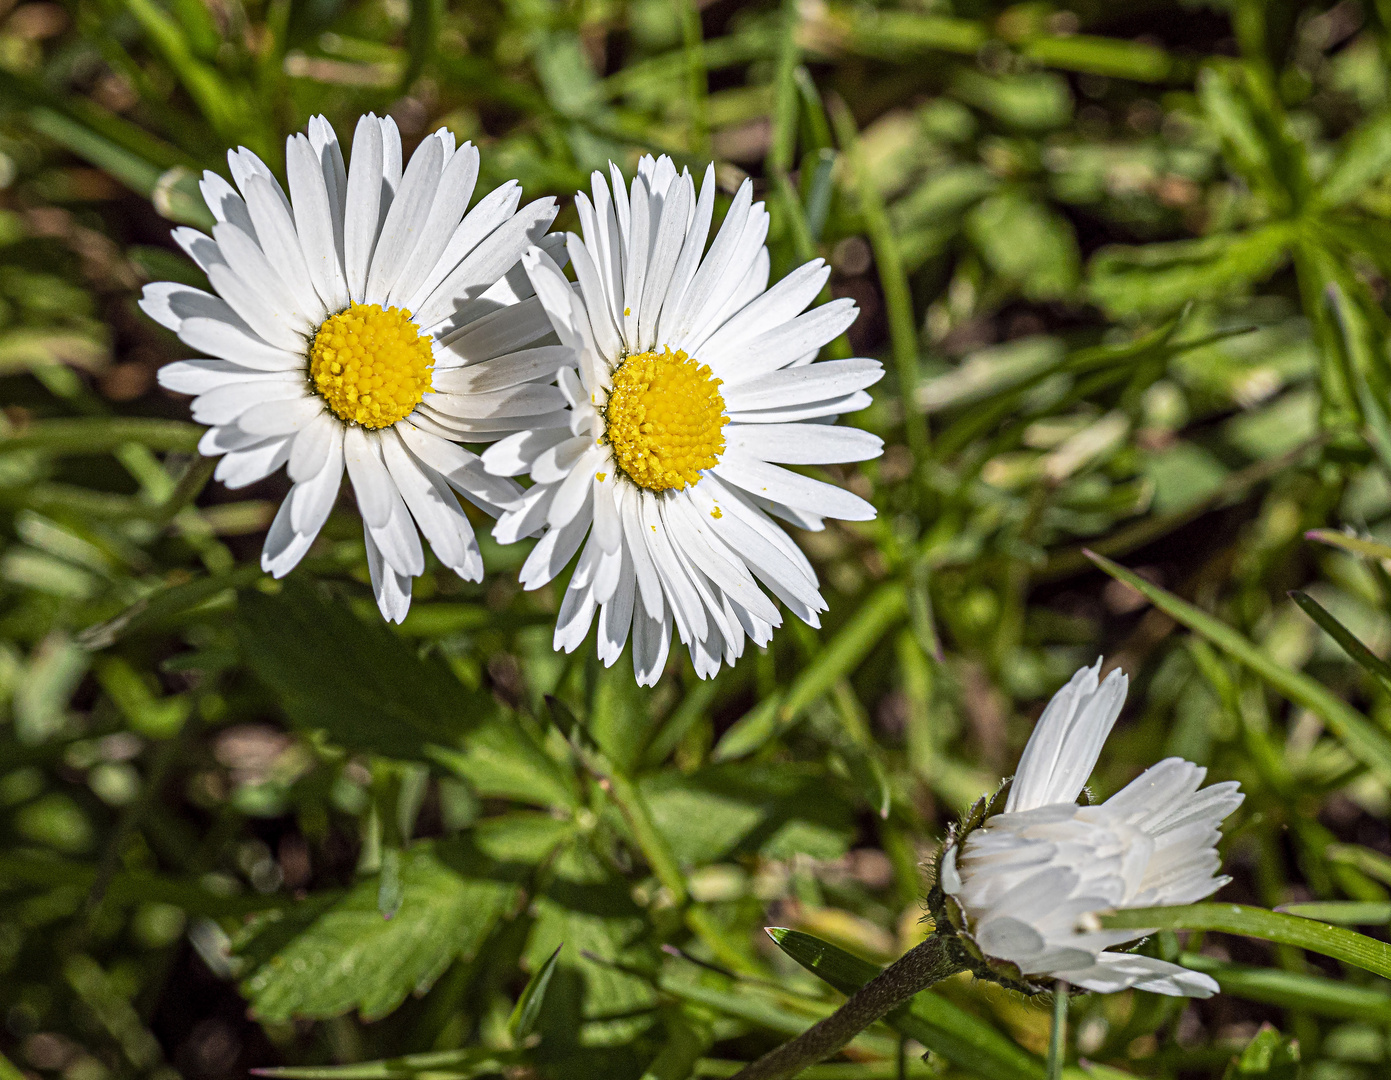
[{"x1": 732, "y1": 934, "x2": 967, "y2": 1080}]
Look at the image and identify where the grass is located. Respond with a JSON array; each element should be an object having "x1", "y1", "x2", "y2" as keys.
[{"x1": 4, "y1": 1, "x2": 1391, "y2": 1078}]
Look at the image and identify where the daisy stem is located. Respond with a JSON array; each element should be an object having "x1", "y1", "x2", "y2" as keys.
[
  {"x1": 729, "y1": 933, "x2": 966, "y2": 1080},
  {"x1": 1046, "y1": 981, "x2": 1068, "y2": 1080}
]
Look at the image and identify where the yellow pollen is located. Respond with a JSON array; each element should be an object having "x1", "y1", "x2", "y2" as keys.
[
  {"x1": 308, "y1": 302, "x2": 434, "y2": 429},
  {"x1": 710, "y1": 506, "x2": 722, "y2": 519},
  {"x1": 604, "y1": 346, "x2": 728, "y2": 492},
  {"x1": 596, "y1": 472, "x2": 607, "y2": 482}
]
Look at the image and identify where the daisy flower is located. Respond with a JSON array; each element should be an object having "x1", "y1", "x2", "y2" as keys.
[
  {"x1": 142, "y1": 114, "x2": 569, "y2": 621},
  {"x1": 934, "y1": 659, "x2": 1244, "y2": 997},
  {"x1": 482, "y1": 156, "x2": 884, "y2": 685}
]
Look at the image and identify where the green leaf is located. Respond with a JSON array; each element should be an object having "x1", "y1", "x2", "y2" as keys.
[
  {"x1": 1305, "y1": 529, "x2": 1391, "y2": 561},
  {"x1": 1223, "y1": 1025, "x2": 1300, "y2": 1079},
  {"x1": 715, "y1": 584, "x2": 906, "y2": 761},
  {"x1": 433, "y1": 716, "x2": 579, "y2": 809},
  {"x1": 1320, "y1": 111, "x2": 1391, "y2": 207},
  {"x1": 1088, "y1": 224, "x2": 1296, "y2": 319},
  {"x1": 766, "y1": 928, "x2": 1045, "y2": 1080},
  {"x1": 1289, "y1": 591, "x2": 1391, "y2": 692},
  {"x1": 967, "y1": 190, "x2": 1080, "y2": 300},
  {"x1": 0, "y1": 418, "x2": 202, "y2": 456},
  {"x1": 251, "y1": 1048, "x2": 521, "y2": 1080},
  {"x1": 237, "y1": 580, "x2": 482, "y2": 761},
  {"x1": 1181, "y1": 952, "x2": 1391, "y2": 1022},
  {"x1": 237, "y1": 843, "x2": 520, "y2": 1022},
  {"x1": 1276, "y1": 900, "x2": 1391, "y2": 924},
  {"x1": 1098, "y1": 903, "x2": 1391, "y2": 980},
  {"x1": 1086, "y1": 551, "x2": 1391, "y2": 786},
  {"x1": 508, "y1": 944, "x2": 561, "y2": 1041},
  {"x1": 640, "y1": 763, "x2": 855, "y2": 866}
]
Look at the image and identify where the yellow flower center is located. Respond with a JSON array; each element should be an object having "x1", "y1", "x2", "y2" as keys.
[
  {"x1": 308, "y1": 303, "x2": 434, "y2": 429},
  {"x1": 605, "y1": 347, "x2": 727, "y2": 492}
]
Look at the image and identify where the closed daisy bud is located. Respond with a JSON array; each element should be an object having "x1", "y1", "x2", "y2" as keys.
[
  {"x1": 931, "y1": 659, "x2": 1243, "y2": 998},
  {"x1": 142, "y1": 114, "x2": 563, "y2": 622}
]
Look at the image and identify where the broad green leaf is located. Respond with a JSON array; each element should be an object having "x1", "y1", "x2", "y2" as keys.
[
  {"x1": 236, "y1": 843, "x2": 520, "y2": 1022},
  {"x1": 640, "y1": 763, "x2": 854, "y2": 866},
  {"x1": 1181, "y1": 952, "x2": 1391, "y2": 1021},
  {"x1": 1087, "y1": 552, "x2": 1391, "y2": 786},
  {"x1": 434, "y1": 716, "x2": 579, "y2": 809},
  {"x1": 1099, "y1": 903, "x2": 1391, "y2": 979},
  {"x1": 951, "y1": 71, "x2": 1073, "y2": 131},
  {"x1": 766, "y1": 928, "x2": 1046, "y2": 1080},
  {"x1": 967, "y1": 191, "x2": 1080, "y2": 300},
  {"x1": 237, "y1": 580, "x2": 482, "y2": 761}
]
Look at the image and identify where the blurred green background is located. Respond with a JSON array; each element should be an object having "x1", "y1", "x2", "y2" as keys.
[{"x1": 8, "y1": 0, "x2": 1391, "y2": 1077}]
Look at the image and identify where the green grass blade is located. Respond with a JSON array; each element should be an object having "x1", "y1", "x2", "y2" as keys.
[
  {"x1": 1289, "y1": 590, "x2": 1391, "y2": 691},
  {"x1": 1098, "y1": 903, "x2": 1391, "y2": 978},
  {"x1": 1275, "y1": 901, "x2": 1391, "y2": 924},
  {"x1": 1086, "y1": 551, "x2": 1391, "y2": 785},
  {"x1": 1180, "y1": 953, "x2": 1391, "y2": 1021},
  {"x1": 508, "y1": 944, "x2": 561, "y2": 1041}
]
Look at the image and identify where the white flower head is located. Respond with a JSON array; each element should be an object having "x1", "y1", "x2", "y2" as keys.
[
  {"x1": 482, "y1": 155, "x2": 885, "y2": 685},
  {"x1": 935, "y1": 659, "x2": 1243, "y2": 998},
  {"x1": 143, "y1": 113, "x2": 568, "y2": 622}
]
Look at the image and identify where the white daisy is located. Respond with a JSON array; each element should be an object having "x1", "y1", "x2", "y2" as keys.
[
  {"x1": 142, "y1": 113, "x2": 571, "y2": 621},
  {"x1": 936, "y1": 659, "x2": 1244, "y2": 998},
  {"x1": 481, "y1": 155, "x2": 884, "y2": 685}
]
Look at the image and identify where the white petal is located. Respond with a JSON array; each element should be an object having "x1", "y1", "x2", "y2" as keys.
[
  {"x1": 725, "y1": 422, "x2": 883, "y2": 465},
  {"x1": 565, "y1": 231, "x2": 622, "y2": 360},
  {"x1": 657, "y1": 164, "x2": 716, "y2": 343},
  {"x1": 386, "y1": 143, "x2": 480, "y2": 309},
  {"x1": 728, "y1": 389, "x2": 873, "y2": 425},
  {"x1": 413, "y1": 198, "x2": 559, "y2": 333},
  {"x1": 532, "y1": 435, "x2": 591, "y2": 485},
  {"x1": 344, "y1": 426, "x2": 424, "y2": 577},
  {"x1": 243, "y1": 173, "x2": 326, "y2": 323},
  {"x1": 668, "y1": 179, "x2": 752, "y2": 342},
  {"x1": 190, "y1": 379, "x2": 305, "y2": 426},
  {"x1": 214, "y1": 436, "x2": 291, "y2": 489},
  {"x1": 381, "y1": 426, "x2": 470, "y2": 571},
  {"x1": 699, "y1": 259, "x2": 831, "y2": 360},
  {"x1": 365, "y1": 134, "x2": 442, "y2": 304},
  {"x1": 631, "y1": 601, "x2": 672, "y2": 687},
  {"x1": 200, "y1": 170, "x2": 256, "y2": 236},
  {"x1": 440, "y1": 294, "x2": 556, "y2": 363},
  {"x1": 286, "y1": 133, "x2": 349, "y2": 312},
  {"x1": 159, "y1": 359, "x2": 278, "y2": 395},
  {"x1": 394, "y1": 420, "x2": 522, "y2": 513},
  {"x1": 403, "y1": 181, "x2": 520, "y2": 315},
  {"x1": 178, "y1": 315, "x2": 304, "y2": 372},
  {"x1": 211, "y1": 221, "x2": 315, "y2": 334},
  {"x1": 713, "y1": 450, "x2": 875, "y2": 522},
  {"x1": 1007, "y1": 662, "x2": 1126, "y2": 813},
  {"x1": 1066, "y1": 954, "x2": 1219, "y2": 998},
  {"x1": 206, "y1": 262, "x2": 306, "y2": 354},
  {"x1": 262, "y1": 496, "x2": 316, "y2": 578},
  {"x1": 343, "y1": 114, "x2": 385, "y2": 303},
  {"x1": 288, "y1": 410, "x2": 338, "y2": 482},
  {"x1": 711, "y1": 299, "x2": 859, "y2": 385},
  {"x1": 520, "y1": 491, "x2": 592, "y2": 590},
  {"x1": 481, "y1": 425, "x2": 572, "y2": 477},
  {"x1": 238, "y1": 395, "x2": 323, "y2": 437},
  {"x1": 637, "y1": 176, "x2": 691, "y2": 352},
  {"x1": 431, "y1": 345, "x2": 572, "y2": 395},
  {"x1": 722, "y1": 358, "x2": 885, "y2": 412},
  {"x1": 365, "y1": 524, "x2": 412, "y2": 623},
  {"x1": 290, "y1": 424, "x2": 344, "y2": 534}
]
